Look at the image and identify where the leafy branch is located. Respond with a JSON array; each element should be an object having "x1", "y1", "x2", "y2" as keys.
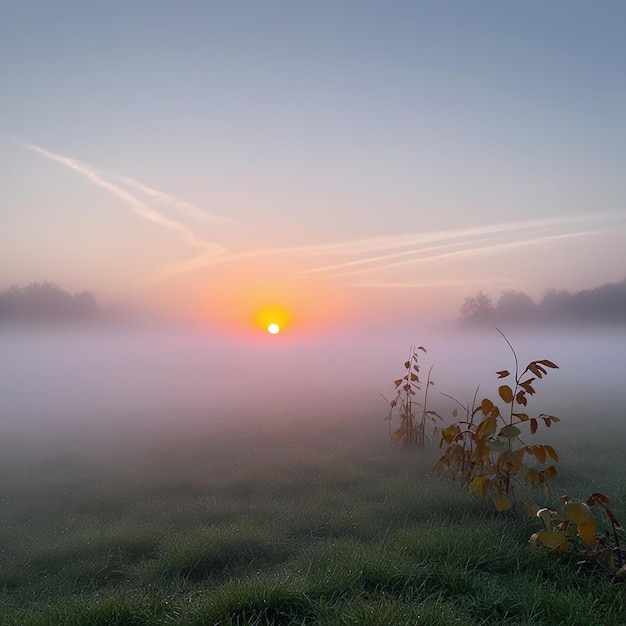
[{"x1": 383, "y1": 346, "x2": 442, "y2": 447}]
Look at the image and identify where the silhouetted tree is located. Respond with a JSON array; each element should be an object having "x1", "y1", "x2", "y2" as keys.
[
  {"x1": 495, "y1": 290, "x2": 536, "y2": 323},
  {"x1": 0, "y1": 282, "x2": 101, "y2": 323},
  {"x1": 459, "y1": 277, "x2": 626, "y2": 327},
  {"x1": 539, "y1": 288, "x2": 573, "y2": 321},
  {"x1": 569, "y1": 278, "x2": 626, "y2": 323},
  {"x1": 460, "y1": 291, "x2": 494, "y2": 325},
  {"x1": 73, "y1": 290, "x2": 99, "y2": 317}
]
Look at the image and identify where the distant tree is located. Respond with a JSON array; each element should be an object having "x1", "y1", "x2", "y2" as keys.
[
  {"x1": 73, "y1": 290, "x2": 99, "y2": 317},
  {"x1": 0, "y1": 282, "x2": 101, "y2": 323},
  {"x1": 539, "y1": 288, "x2": 573, "y2": 321},
  {"x1": 459, "y1": 291, "x2": 494, "y2": 325},
  {"x1": 495, "y1": 290, "x2": 536, "y2": 323},
  {"x1": 569, "y1": 278, "x2": 626, "y2": 323},
  {"x1": 459, "y1": 278, "x2": 626, "y2": 327}
]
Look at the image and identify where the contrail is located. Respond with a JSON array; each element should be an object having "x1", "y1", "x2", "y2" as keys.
[
  {"x1": 338, "y1": 230, "x2": 603, "y2": 279},
  {"x1": 22, "y1": 139, "x2": 625, "y2": 289},
  {"x1": 150, "y1": 212, "x2": 621, "y2": 280},
  {"x1": 109, "y1": 171, "x2": 231, "y2": 223},
  {"x1": 293, "y1": 214, "x2": 622, "y2": 277},
  {"x1": 179, "y1": 213, "x2": 605, "y2": 273},
  {"x1": 290, "y1": 213, "x2": 604, "y2": 259},
  {"x1": 293, "y1": 237, "x2": 491, "y2": 275},
  {"x1": 24, "y1": 143, "x2": 226, "y2": 257}
]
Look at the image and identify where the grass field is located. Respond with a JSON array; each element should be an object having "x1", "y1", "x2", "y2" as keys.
[{"x1": 0, "y1": 407, "x2": 625, "y2": 625}]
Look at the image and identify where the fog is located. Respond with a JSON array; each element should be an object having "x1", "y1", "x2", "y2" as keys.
[{"x1": 1, "y1": 323, "x2": 625, "y2": 445}]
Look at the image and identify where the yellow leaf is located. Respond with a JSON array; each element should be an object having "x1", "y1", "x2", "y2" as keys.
[
  {"x1": 577, "y1": 516, "x2": 597, "y2": 548},
  {"x1": 470, "y1": 476, "x2": 489, "y2": 497},
  {"x1": 525, "y1": 468, "x2": 541, "y2": 488},
  {"x1": 536, "y1": 529, "x2": 567, "y2": 549},
  {"x1": 480, "y1": 398, "x2": 494, "y2": 416},
  {"x1": 564, "y1": 501, "x2": 592, "y2": 525},
  {"x1": 544, "y1": 445, "x2": 558, "y2": 461},
  {"x1": 492, "y1": 492, "x2": 512, "y2": 512},
  {"x1": 440, "y1": 424, "x2": 461, "y2": 444},
  {"x1": 475, "y1": 417, "x2": 497, "y2": 440},
  {"x1": 544, "y1": 465, "x2": 558, "y2": 481},
  {"x1": 498, "y1": 385, "x2": 514, "y2": 403},
  {"x1": 474, "y1": 439, "x2": 491, "y2": 462},
  {"x1": 531, "y1": 445, "x2": 547, "y2": 464}
]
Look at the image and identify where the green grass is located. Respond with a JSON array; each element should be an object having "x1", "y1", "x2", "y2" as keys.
[{"x1": 0, "y1": 414, "x2": 624, "y2": 625}]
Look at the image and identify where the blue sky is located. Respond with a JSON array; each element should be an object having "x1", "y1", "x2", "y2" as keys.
[{"x1": 2, "y1": 1, "x2": 625, "y2": 329}]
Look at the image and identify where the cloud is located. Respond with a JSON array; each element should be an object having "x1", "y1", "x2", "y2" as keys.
[
  {"x1": 24, "y1": 142, "x2": 227, "y2": 271},
  {"x1": 291, "y1": 215, "x2": 624, "y2": 280},
  {"x1": 21, "y1": 139, "x2": 626, "y2": 292},
  {"x1": 149, "y1": 212, "x2": 622, "y2": 286},
  {"x1": 337, "y1": 230, "x2": 603, "y2": 278},
  {"x1": 109, "y1": 171, "x2": 231, "y2": 223}
]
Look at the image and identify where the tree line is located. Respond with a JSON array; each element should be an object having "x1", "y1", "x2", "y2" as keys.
[
  {"x1": 460, "y1": 277, "x2": 626, "y2": 327},
  {"x1": 3, "y1": 278, "x2": 625, "y2": 327},
  {"x1": 0, "y1": 282, "x2": 101, "y2": 324}
]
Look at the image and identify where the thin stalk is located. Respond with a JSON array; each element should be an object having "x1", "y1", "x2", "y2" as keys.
[{"x1": 497, "y1": 328, "x2": 519, "y2": 429}]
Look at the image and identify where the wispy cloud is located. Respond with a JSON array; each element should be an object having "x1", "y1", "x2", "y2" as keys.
[
  {"x1": 337, "y1": 231, "x2": 601, "y2": 278},
  {"x1": 148, "y1": 212, "x2": 621, "y2": 284},
  {"x1": 21, "y1": 139, "x2": 626, "y2": 292},
  {"x1": 109, "y1": 171, "x2": 230, "y2": 223},
  {"x1": 24, "y1": 142, "x2": 227, "y2": 269},
  {"x1": 292, "y1": 215, "x2": 622, "y2": 281}
]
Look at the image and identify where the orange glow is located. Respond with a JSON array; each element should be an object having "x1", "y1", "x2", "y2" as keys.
[
  {"x1": 254, "y1": 306, "x2": 290, "y2": 334},
  {"x1": 153, "y1": 255, "x2": 356, "y2": 335},
  {"x1": 189, "y1": 260, "x2": 345, "y2": 334}
]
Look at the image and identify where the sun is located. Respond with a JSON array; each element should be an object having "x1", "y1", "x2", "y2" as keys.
[{"x1": 254, "y1": 306, "x2": 289, "y2": 335}]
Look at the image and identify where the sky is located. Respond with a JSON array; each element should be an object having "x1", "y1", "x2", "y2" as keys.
[{"x1": 2, "y1": 1, "x2": 626, "y2": 335}]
